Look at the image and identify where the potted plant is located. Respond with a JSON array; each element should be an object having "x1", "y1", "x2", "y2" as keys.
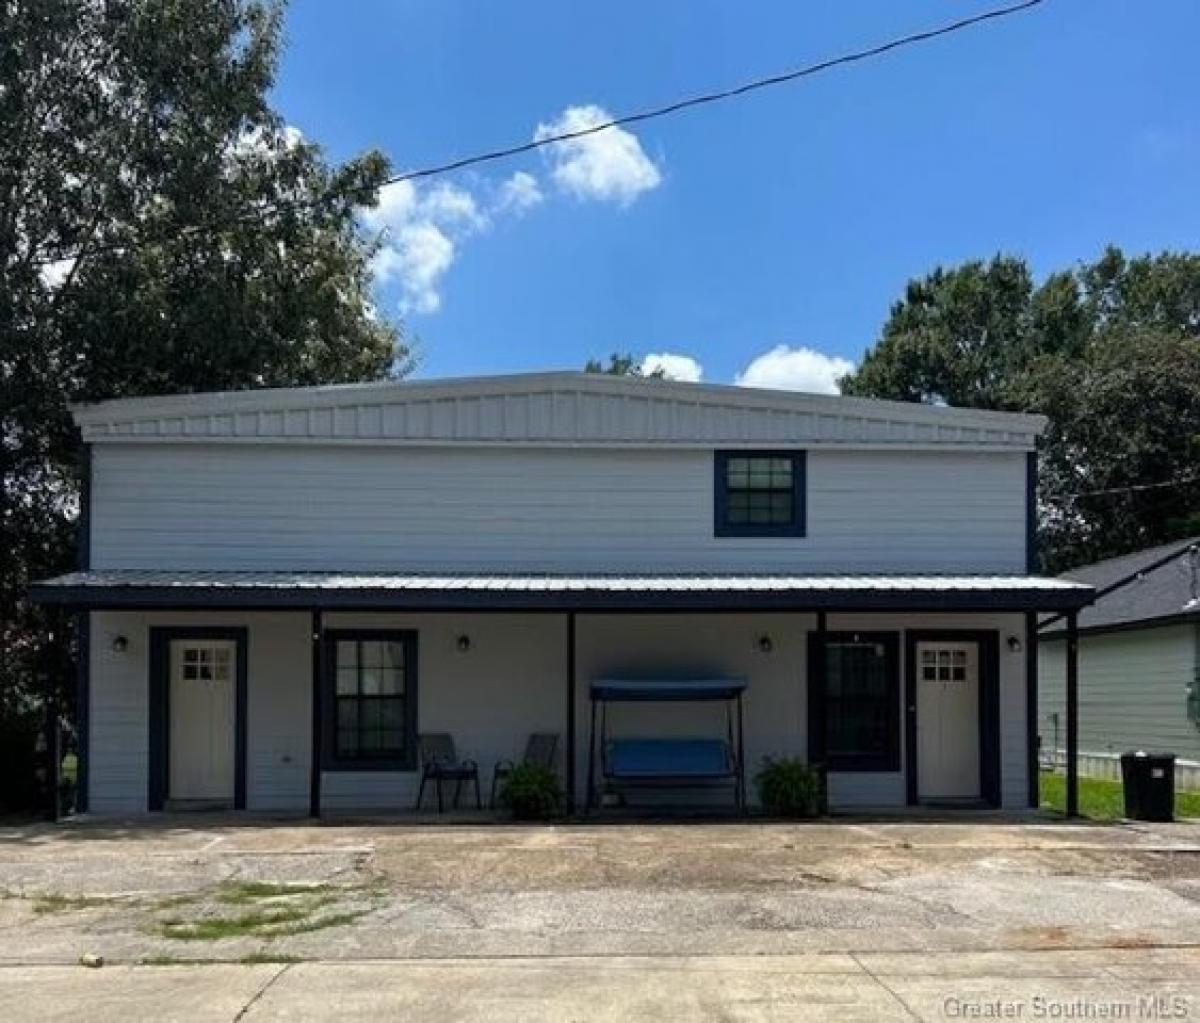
[{"x1": 499, "y1": 762, "x2": 564, "y2": 821}]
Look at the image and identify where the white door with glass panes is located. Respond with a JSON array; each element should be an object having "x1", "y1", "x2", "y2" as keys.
[
  {"x1": 169, "y1": 640, "x2": 236, "y2": 801},
  {"x1": 916, "y1": 642, "x2": 980, "y2": 800}
]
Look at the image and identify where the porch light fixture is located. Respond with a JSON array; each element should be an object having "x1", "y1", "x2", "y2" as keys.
[
  {"x1": 111, "y1": 635, "x2": 128, "y2": 654},
  {"x1": 456, "y1": 634, "x2": 471, "y2": 653},
  {"x1": 757, "y1": 634, "x2": 774, "y2": 654},
  {"x1": 1006, "y1": 635, "x2": 1023, "y2": 653}
]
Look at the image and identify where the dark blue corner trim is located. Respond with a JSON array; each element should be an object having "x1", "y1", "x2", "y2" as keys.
[
  {"x1": 148, "y1": 626, "x2": 248, "y2": 812},
  {"x1": 1026, "y1": 450, "x2": 1038, "y2": 575},
  {"x1": 714, "y1": 450, "x2": 807, "y2": 538},
  {"x1": 78, "y1": 445, "x2": 91, "y2": 571}
]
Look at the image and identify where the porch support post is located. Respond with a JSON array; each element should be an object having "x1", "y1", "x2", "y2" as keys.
[
  {"x1": 565, "y1": 611, "x2": 576, "y2": 811},
  {"x1": 310, "y1": 609, "x2": 323, "y2": 818},
  {"x1": 74, "y1": 610, "x2": 90, "y2": 815},
  {"x1": 812, "y1": 611, "x2": 828, "y2": 808},
  {"x1": 1025, "y1": 610, "x2": 1039, "y2": 809},
  {"x1": 1065, "y1": 610, "x2": 1079, "y2": 818}
]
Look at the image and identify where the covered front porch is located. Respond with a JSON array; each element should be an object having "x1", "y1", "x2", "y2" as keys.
[{"x1": 30, "y1": 571, "x2": 1094, "y2": 818}]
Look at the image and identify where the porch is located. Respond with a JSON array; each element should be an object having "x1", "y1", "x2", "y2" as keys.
[{"x1": 30, "y1": 571, "x2": 1094, "y2": 818}]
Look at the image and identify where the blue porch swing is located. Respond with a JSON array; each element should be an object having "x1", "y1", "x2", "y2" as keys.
[{"x1": 585, "y1": 677, "x2": 748, "y2": 812}]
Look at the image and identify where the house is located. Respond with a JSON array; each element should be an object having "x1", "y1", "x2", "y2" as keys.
[
  {"x1": 1039, "y1": 538, "x2": 1200, "y2": 784},
  {"x1": 30, "y1": 371, "x2": 1093, "y2": 816}
]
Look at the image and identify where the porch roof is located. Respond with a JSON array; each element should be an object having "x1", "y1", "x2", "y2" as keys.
[{"x1": 30, "y1": 569, "x2": 1094, "y2": 612}]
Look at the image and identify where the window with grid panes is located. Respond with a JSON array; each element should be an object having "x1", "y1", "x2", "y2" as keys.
[
  {"x1": 714, "y1": 451, "x2": 806, "y2": 537},
  {"x1": 327, "y1": 633, "x2": 414, "y2": 766}
]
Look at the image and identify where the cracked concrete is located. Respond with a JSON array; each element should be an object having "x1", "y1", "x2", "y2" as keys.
[{"x1": 3, "y1": 818, "x2": 1200, "y2": 1018}]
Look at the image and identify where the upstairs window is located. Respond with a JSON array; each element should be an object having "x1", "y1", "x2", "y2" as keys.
[{"x1": 714, "y1": 451, "x2": 806, "y2": 537}]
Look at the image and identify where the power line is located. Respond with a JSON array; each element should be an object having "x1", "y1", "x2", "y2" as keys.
[
  {"x1": 32, "y1": 0, "x2": 1045, "y2": 269},
  {"x1": 1056, "y1": 473, "x2": 1200, "y2": 501},
  {"x1": 373, "y1": 0, "x2": 1045, "y2": 189}
]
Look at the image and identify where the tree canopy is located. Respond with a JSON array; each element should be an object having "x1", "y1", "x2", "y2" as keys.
[
  {"x1": 584, "y1": 353, "x2": 665, "y2": 377},
  {"x1": 841, "y1": 247, "x2": 1200, "y2": 571},
  {"x1": 1, "y1": 0, "x2": 405, "y2": 802}
]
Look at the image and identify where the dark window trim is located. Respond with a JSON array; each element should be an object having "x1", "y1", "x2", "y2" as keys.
[
  {"x1": 904, "y1": 629, "x2": 1001, "y2": 809},
  {"x1": 808, "y1": 630, "x2": 900, "y2": 773},
  {"x1": 321, "y1": 628, "x2": 418, "y2": 772},
  {"x1": 714, "y1": 450, "x2": 807, "y2": 538},
  {"x1": 148, "y1": 626, "x2": 248, "y2": 812}
]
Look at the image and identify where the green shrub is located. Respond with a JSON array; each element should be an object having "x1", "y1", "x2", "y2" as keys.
[
  {"x1": 754, "y1": 757, "x2": 824, "y2": 818},
  {"x1": 500, "y1": 763, "x2": 564, "y2": 821}
]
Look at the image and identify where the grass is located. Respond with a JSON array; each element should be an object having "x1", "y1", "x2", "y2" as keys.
[
  {"x1": 158, "y1": 879, "x2": 376, "y2": 941},
  {"x1": 1039, "y1": 770, "x2": 1200, "y2": 821},
  {"x1": 216, "y1": 881, "x2": 335, "y2": 905},
  {"x1": 32, "y1": 893, "x2": 111, "y2": 914},
  {"x1": 140, "y1": 952, "x2": 301, "y2": 966},
  {"x1": 238, "y1": 951, "x2": 301, "y2": 965}
]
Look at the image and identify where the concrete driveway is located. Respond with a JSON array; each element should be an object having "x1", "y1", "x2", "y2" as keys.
[{"x1": 2, "y1": 817, "x2": 1200, "y2": 1019}]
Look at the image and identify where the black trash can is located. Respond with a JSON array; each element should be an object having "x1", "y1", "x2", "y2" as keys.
[{"x1": 1120, "y1": 751, "x2": 1176, "y2": 822}]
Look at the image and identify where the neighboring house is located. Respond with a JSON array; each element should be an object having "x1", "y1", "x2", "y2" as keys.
[
  {"x1": 1040, "y1": 539, "x2": 1200, "y2": 780},
  {"x1": 30, "y1": 372, "x2": 1092, "y2": 816}
]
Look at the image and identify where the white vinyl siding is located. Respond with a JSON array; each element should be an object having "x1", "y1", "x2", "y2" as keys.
[
  {"x1": 90, "y1": 445, "x2": 1027, "y2": 575},
  {"x1": 1039, "y1": 624, "x2": 1200, "y2": 761},
  {"x1": 88, "y1": 611, "x2": 311, "y2": 813},
  {"x1": 86, "y1": 609, "x2": 1030, "y2": 814}
]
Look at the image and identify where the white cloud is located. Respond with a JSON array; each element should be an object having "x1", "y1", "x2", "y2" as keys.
[
  {"x1": 642, "y1": 352, "x2": 702, "y2": 382},
  {"x1": 364, "y1": 105, "x2": 662, "y2": 314},
  {"x1": 496, "y1": 171, "x2": 543, "y2": 214},
  {"x1": 422, "y1": 182, "x2": 487, "y2": 231},
  {"x1": 735, "y1": 345, "x2": 855, "y2": 395},
  {"x1": 362, "y1": 179, "x2": 485, "y2": 315},
  {"x1": 535, "y1": 104, "x2": 661, "y2": 206},
  {"x1": 369, "y1": 224, "x2": 454, "y2": 315}
]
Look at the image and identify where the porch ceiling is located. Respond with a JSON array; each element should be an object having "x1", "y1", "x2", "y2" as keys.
[{"x1": 29, "y1": 569, "x2": 1094, "y2": 612}]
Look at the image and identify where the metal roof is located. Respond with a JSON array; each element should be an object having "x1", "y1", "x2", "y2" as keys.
[
  {"x1": 69, "y1": 371, "x2": 1045, "y2": 451},
  {"x1": 1042, "y1": 538, "x2": 1200, "y2": 634},
  {"x1": 30, "y1": 569, "x2": 1093, "y2": 612}
]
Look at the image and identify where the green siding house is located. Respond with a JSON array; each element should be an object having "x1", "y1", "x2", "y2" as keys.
[{"x1": 1040, "y1": 539, "x2": 1200, "y2": 782}]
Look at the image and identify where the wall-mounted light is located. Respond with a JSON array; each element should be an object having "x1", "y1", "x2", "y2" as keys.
[
  {"x1": 456, "y1": 634, "x2": 471, "y2": 653},
  {"x1": 1006, "y1": 635, "x2": 1023, "y2": 653},
  {"x1": 757, "y1": 634, "x2": 774, "y2": 654},
  {"x1": 111, "y1": 635, "x2": 129, "y2": 654}
]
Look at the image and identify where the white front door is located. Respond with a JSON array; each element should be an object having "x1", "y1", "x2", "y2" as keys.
[
  {"x1": 169, "y1": 640, "x2": 236, "y2": 802},
  {"x1": 916, "y1": 641, "x2": 980, "y2": 800}
]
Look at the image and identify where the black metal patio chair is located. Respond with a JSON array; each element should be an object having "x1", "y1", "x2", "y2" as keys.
[
  {"x1": 490, "y1": 732, "x2": 560, "y2": 808},
  {"x1": 415, "y1": 733, "x2": 481, "y2": 812}
]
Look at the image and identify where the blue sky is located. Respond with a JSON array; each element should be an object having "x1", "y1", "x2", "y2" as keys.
[{"x1": 275, "y1": 0, "x2": 1200, "y2": 390}]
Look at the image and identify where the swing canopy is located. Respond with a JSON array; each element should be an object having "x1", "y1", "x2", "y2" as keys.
[{"x1": 589, "y1": 678, "x2": 748, "y2": 702}]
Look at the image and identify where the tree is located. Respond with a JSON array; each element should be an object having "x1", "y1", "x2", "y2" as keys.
[
  {"x1": 1, "y1": 0, "x2": 406, "y2": 809},
  {"x1": 840, "y1": 248, "x2": 1200, "y2": 571},
  {"x1": 584, "y1": 353, "x2": 665, "y2": 377}
]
